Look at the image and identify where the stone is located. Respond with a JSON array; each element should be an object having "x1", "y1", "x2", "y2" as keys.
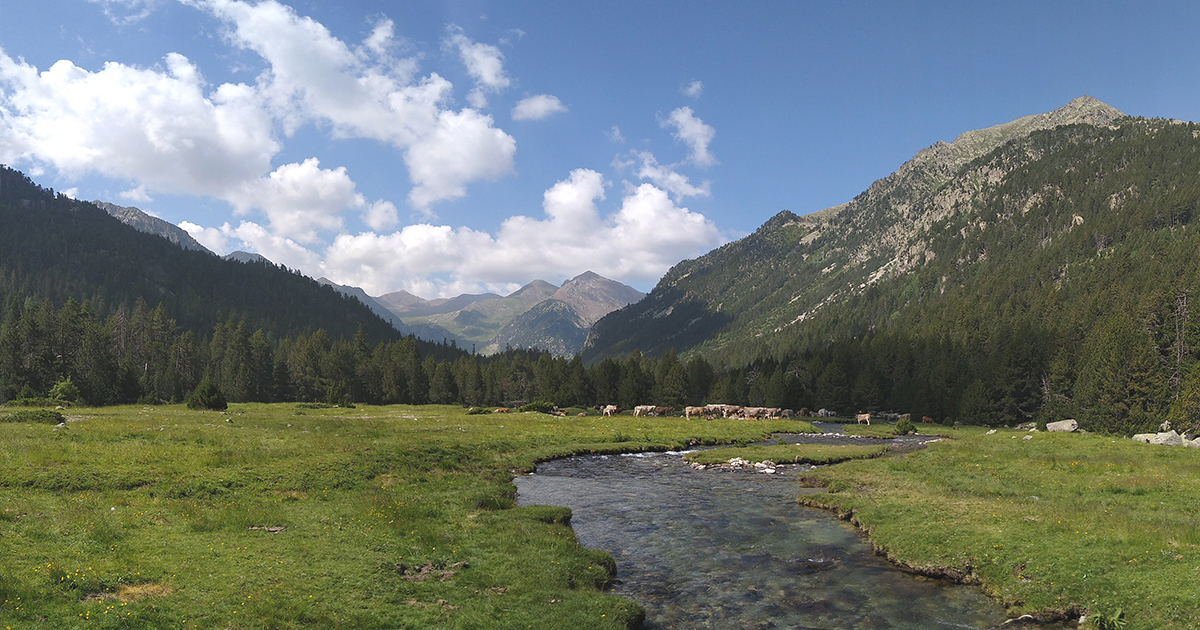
[
  {"x1": 1022, "y1": 435, "x2": 1033, "y2": 441},
  {"x1": 1161, "y1": 420, "x2": 1172, "y2": 432},
  {"x1": 1186, "y1": 438, "x2": 1200, "y2": 449},
  {"x1": 1045, "y1": 419, "x2": 1078, "y2": 432},
  {"x1": 986, "y1": 429, "x2": 997, "y2": 435},
  {"x1": 1131, "y1": 433, "x2": 1155, "y2": 443},
  {"x1": 1149, "y1": 430, "x2": 1184, "y2": 447}
]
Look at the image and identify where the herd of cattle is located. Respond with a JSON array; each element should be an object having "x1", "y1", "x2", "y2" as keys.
[{"x1": 600, "y1": 404, "x2": 797, "y2": 419}]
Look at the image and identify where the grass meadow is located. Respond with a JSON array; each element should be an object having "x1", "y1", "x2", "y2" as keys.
[
  {"x1": 797, "y1": 426, "x2": 1200, "y2": 630},
  {"x1": 683, "y1": 442, "x2": 888, "y2": 466},
  {"x1": 0, "y1": 403, "x2": 804, "y2": 629}
]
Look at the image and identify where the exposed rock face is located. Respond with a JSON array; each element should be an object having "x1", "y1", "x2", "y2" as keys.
[
  {"x1": 1133, "y1": 430, "x2": 1185, "y2": 446},
  {"x1": 550, "y1": 271, "x2": 645, "y2": 326},
  {"x1": 1045, "y1": 419, "x2": 1078, "y2": 432},
  {"x1": 93, "y1": 201, "x2": 213, "y2": 254}
]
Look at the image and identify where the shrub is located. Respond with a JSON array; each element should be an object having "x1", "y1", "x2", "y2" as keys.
[
  {"x1": 518, "y1": 401, "x2": 555, "y2": 414},
  {"x1": 466, "y1": 407, "x2": 491, "y2": 415},
  {"x1": 2, "y1": 409, "x2": 65, "y2": 424},
  {"x1": 894, "y1": 416, "x2": 916, "y2": 436},
  {"x1": 187, "y1": 378, "x2": 228, "y2": 411},
  {"x1": 49, "y1": 377, "x2": 81, "y2": 403},
  {"x1": 3, "y1": 397, "x2": 62, "y2": 408}
]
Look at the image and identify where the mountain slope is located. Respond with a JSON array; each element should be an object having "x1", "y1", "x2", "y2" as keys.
[
  {"x1": 584, "y1": 96, "x2": 1128, "y2": 366},
  {"x1": 93, "y1": 201, "x2": 214, "y2": 254},
  {"x1": 0, "y1": 166, "x2": 402, "y2": 344},
  {"x1": 317, "y1": 277, "x2": 460, "y2": 343}
]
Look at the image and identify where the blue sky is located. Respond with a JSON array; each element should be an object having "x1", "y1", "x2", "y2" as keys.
[{"x1": 3, "y1": 1, "x2": 1200, "y2": 297}]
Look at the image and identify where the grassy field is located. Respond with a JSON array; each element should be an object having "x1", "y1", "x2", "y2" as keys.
[
  {"x1": 683, "y1": 442, "x2": 888, "y2": 466},
  {"x1": 0, "y1": 403, "x2": 806, "y2": 629},
  {"x1": 797, "y1": 426, "x2": 1200, "y2": 630}
]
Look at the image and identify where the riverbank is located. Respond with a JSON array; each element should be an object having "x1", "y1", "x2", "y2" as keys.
[
  {"x1": 0, "y1": 403, "x2": 805, "y2": 629},
  {"x1": 795, "y1": 426, "x2": 1200, "y2": 629}
]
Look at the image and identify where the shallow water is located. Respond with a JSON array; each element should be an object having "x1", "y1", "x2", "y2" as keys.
[{"x1": 516, "y1": 438, "x2": 1033, "y2": 630}]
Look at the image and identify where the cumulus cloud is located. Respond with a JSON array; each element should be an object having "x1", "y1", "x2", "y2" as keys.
[
  {"x1": 120, "y1": 184, "x2": 153, "y2": 203},
  {"x1": 617, "y1": 150, "x2": 711, "y2": 199},
  {"x1": 512, "y1": 94, "x2": 567, "y2": 121},
  {"x1": 607, "y1": 126, "x2": 626, "y2": 143},
  {"x1": 0, "y1": 50, "x2": 277, "y2": 198},
  {"x1": 86, "y1": 0, "x2": 162, "y2": 24},
  {"x1": 228, "y1": 158, "x2": 359, "y2": 243},
  {"x1": 660, "y1": 106, "x2": 716, "y2": 168},
  {"x1": 320, "y1": 170, "x2": 724, "y2": 296},
  {"x1": 180, "y1": 220, "x2": 232, "y2": 253},
  {"x1": 196, "y1": 0, "x2": 517, "y2": 210},
  {"x1": 682, "y1": 80, "x2": 703, "y2": 98},
  {"x1": 444, "y1": 26, "x2": 510, "y2": 96}
]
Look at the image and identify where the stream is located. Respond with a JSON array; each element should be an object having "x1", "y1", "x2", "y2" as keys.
[{"x1": 515, "y1": 431, "x2": 1057, "y2": 630}]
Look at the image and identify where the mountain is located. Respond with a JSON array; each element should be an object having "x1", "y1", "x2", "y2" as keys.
[
  {"x1": 316, "y1": 277, "x2": 460, "y2": 344},
  {"x1": 224, "y1": 250, "x2": 273, "y2": 265},
  {"x1": 584, "y1": 96, "x2": 1129, "y2": 367},
  {"x1": 93, "y1": 201, "x2": 213, "y2": 254},
  {"x1": 378, "y1": 290, "x2": 503, "y2": 317},
  {"x1": 0, "y1": 166, "x2": 403, "y2": 344},
  {"x1": 479, "y1": 272, "x2": 646, "y2": 355},
  {"x1": 583, "y1": 96, "x2": 1200, "y2": 432},
  {"x1": 383, "y1": 272, "x2": 643, "y2": 355}
]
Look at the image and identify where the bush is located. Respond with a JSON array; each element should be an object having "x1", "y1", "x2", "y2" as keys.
[
  {"x1": 187, "y1": 379, "x2": 228, "y2": 411},
  {"x1": 2, "y1": 409, "x2": 65, "y2": 424},
  {"x1": 49, "y1": 377, "x2": 81, "y2": 403},
  {"x1": 894, "y1": 416, "x2": 916, "y2": 436},
  {"x1": 466, "y1": 407, "x2": 491, "y2": 415},
  {"x1": 518, "y1": 401, "x2": 556, "y2": 414}
]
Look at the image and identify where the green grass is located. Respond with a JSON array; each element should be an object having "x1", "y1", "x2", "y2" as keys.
[
  {"x1": 796, "y1": 427, "x2": 1200, "y2": 629},
  {"x1": 0, "y1": 403, "x2": 804, "y2": 629},
  {"x1": 684, "y1": 442, "x2": 887, "y2": 466}
]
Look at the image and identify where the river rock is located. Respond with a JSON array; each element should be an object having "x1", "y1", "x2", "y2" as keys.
[{"x1": 1046, "y1": 419, "x2": 1078, "y2": 432}]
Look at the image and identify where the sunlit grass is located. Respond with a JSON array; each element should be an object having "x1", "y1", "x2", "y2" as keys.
[
  {"x1": 798, "y1": 428, "x2": 1200, "y2": 629},
  {"x1": 0, "y1": 403, "x2": 803, "y2": 629}
]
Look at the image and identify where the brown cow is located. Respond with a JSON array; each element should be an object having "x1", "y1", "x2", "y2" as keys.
[
  {"x1": 922, "y1": 416, "x2": 935, "y2": 424},
  {"x1": 855, "y1": 413, "x2": 871, "y2": 425},
  {"x1": 493, "y1": 408, "x2": 510, "y2": 414},
  {"x1": 655, "y1": 406, "x2": 674, "y2": 416}
]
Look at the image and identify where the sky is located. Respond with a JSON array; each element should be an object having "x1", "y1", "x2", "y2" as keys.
[{"x1": 3, "y1": 1, "x2": 1200, "y2": 298}]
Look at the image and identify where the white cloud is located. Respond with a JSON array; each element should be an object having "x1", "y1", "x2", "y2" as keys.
[
  {"x1": 512, "y1": 94, "x2": 567, "y2": 121},
  {"x1": 198, "y1": 0, "x2": 517, "y2": 210},
  {"x1": 86, "y1": 0, "x2": 161, "y2": 24},
  {"x1": 682, "y1": 80, "x2": 703, "y2": 98},
  {"x1": 660, "y1": 106, "x2": 716, "y2": 168},
  {"x1": 619, "y1": 150, "x2": 711, "y2": 199},
  {"x1": 0, "y1": 50, "x2": 278, "y2": 198},
  {"x1": 120, "y1": 184, "x2": 153, "y2": 202},
  {"x1": 62, "y1": 187, "x2": 79, "y2": 199},
  {"x1": 228, "y1": 158, "x2": 359, "y2": 243},
  {"x1": 321, "y1": 169, "x2": 724, "y2": 296},
  {"x1": 363, "y1": 200, "x2": 398, "y2": 232},
  {"x1": 607, "y1": 126, "x2": 626, "y2": 143},
  {"x1": 404, "y1": 108, "x2": 516, "y2": 211},
  {"x1": 180, "y1": 220, "x2": 232, "y2": 253},
  {"x1": 444, "y1": 26, "x2": 510, "y2": 95}
]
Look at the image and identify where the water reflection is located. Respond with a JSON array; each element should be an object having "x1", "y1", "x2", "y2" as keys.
[{"x1": 516, "y1": 442, "x2": 1037, "y2": 630}]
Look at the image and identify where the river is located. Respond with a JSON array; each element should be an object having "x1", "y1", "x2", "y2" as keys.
[{"x1": 515, "y1": 432, "x2": 1050, "y2": 630}]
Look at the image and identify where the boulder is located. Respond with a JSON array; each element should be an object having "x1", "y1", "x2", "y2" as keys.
[
  {"x1": 1132, "y1": 433, "x2": 1156, "y2": 443},
  {"x1": 1160, "y1": 420, "x2": 1172, "y2": 432},
  {"x1": 1186, "y1": 438, "x2": 1200, "y2": 449},
  {"x1": 1150, "y1": 430, "x2": 1184, "y2": 447},
  {"x1": 1046, "y1": 419, "x2": 1078, "y2": 432}
]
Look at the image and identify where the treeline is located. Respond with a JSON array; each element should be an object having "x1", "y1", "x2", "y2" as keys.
[{"x1": 4, "y1": 291, "x2": 1199, "y2": 438}]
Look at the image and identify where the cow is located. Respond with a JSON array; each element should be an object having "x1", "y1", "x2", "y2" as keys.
[
  {"x1": 704, "y1": 404, "x2": 726, "y2": 418},
  {"x1": 602, "y1": 405, "x2": 619, "y2": 417},
  {"x1": 493, "y1": 408, "x2": 510, "y2": 414},
  {"x1": 780, "y1": 409, "x2": 794, "y2": 419},
  {"x1": 655, "y1": 406, "x2": 674, "y2": 416},
  {"x1": 633, "y1": 405, "x2": 656, "y2": 417},
  {"x1": 764, "y1": 408, "x2": 782, "y2": 419},
  {"x1": 724, "y1": 405, "x2": 744, "y2": 418},
  {"x1": 855, "y1": 413, "x2": 871, "y2": 425},
  {"x1": 798, "y1": 407, "x2": 810, "y2": 417},
  {"x1": 685, "y1": 406, "x2": 706, "y2": 420},
  {"x1": 922, "y1": 415, "x2": 935, "y2": 424}
]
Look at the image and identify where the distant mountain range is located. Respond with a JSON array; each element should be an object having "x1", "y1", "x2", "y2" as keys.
[{"x1": 374, "y1": 271, "x2": 644, "y2": 355}]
